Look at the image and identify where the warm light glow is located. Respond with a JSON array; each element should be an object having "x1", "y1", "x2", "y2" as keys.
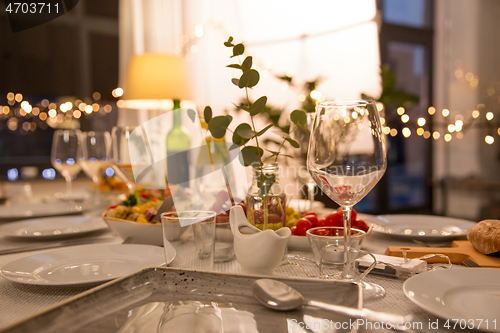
[
  {"x1": 417, "y1": 117, "x2": 426, "y2": 126},
  {"x1": 498, "y1": 128, "x2": 500, "y2": 136},
  {"x1": 444, "y1": 133, "x2": 452, "y2": 142},
  {"x1": 49, "y1": 103, "x2": 57, "y2": 109},
  {"x1": 21, "y1": 101, "x2": 32, "y2": 113},
  {"x1": 85, "y1": 105, "x2": 93, "y2": 114},
  {"x1": 470, "y1": 78, "x2": 479, "y2": 88},
  {"x1": 112, "y1": 88, "x2": 124, "y2": 98},
  {"x1": 93, "y1": 92, "x2": 101, "y2": 100},
  {"x1": 401, "y1": 114, "x2": 410, "y2": 123},
  {"x1": 416, "y1": 128, "x2": 424, "y2": 136},
  {"x1": 2, "y1": 106, "x2": 9, "y2": 114},
  {"x1": 390, "y1": 128, "x2": 397, "y2": 137},
  {"x1": 383, "y1": 126, "x2": 391, "y2": 135},
  {"x1": 22, "y1": 122, "x2": 30, "y2": 132},
  {"x1": 7, "y1": 118, "x2": 18, "y2": 131},
  {"x1": 195, "y1": 24, "x2": 204, "y2": 37},
  {"x1": 79, "y1": 103, "x2": 87, "y2": 111},
  {"x1": 298, "y1": 94, "x2": 306, "y2": 102},
  {"x1": 380, "y1": 117, "x2": 385, "y2": 125},
  {"x1": 104, "y1": 105, "x2": 112, "y2": 113},
  {"x1": 456, "y1": 132, "x2": 463, "y2": 139},
  {"x1": 15, "y1": 93, "x2": 23, "y2": 102},
  {"x1": 343, "y1": 116, "x2": 350, "y2": 124},
  {"x1": 376, "y1": 102, "x2": 384, "y2": 112},
  {"x1": 448, "y1": 124, "x2": 456, "y2": 133},
  {"x1": 402, "y1": 127, "x2": 411, "y2": 138},
  {"x1": 92, "y1": 103, "x2": 100, "y2": 112},
  {"x1": 73, "y1": 110, "x2": 82, "y2": 119},
  {"x1": 442, "y1": 109, "x2": 450, "y2": 117},
  {"x1": 116, "y1": 100, "x2": 125, "y2": 108},
  {"x1": 41, "y1": 99, "x2": 49, "y2": 107},
  {"x1": 7, "y1": 92, "x2": 14, "y2": 101},
  {"x1": 310, "y1": 90, "x2": 321, "y2": 100},
  {"x1": 39, "y1": 112, "x2": 47, "y2": 121},
  {"x1": 433, "y1": 131, "x2": 440, "y2": 140},
  {"x1": 423, "y1": 131, "x2": 431, "y2": 139},
  {"x1": 65, "y1": 102, "x2": 73, "y2": 110},
  {"x1": 428, "y1": 107, "x2": 436, "y2": 115},
  {"x1": 472, "y1": 110, "x2": 480, "y2": 118},
  {"x1": 397, "y1": 107, "x2": 405, "y2": 115},
  {"x1": 60, "y1": 104, "x2": 68, "y2": 112},
  {"x1": 485, "y1": 135, "x2": 494, "y2": 145},
  {"x1": 486, "y1": 112, "x2": 494, "y2": 121},
  {"x1": 465, "y1": 72, "x2": 474, "y2": 81},
  {"x1": 48, "y1": 109, "x2": 57, "y2": 118},
  {"x1": 455, "y1": 120, "x2": 464, "y2": 130},
  {"x1": 352, "y1": 111, "x2": 358, "y2": 119}
]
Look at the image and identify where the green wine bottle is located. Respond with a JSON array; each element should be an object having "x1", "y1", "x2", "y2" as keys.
[{"x1": 166, "y1": 100, "x2": 191, "y2": 187}]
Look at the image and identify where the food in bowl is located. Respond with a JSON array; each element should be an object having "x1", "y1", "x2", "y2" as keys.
[{"x1": 306, "y1": 226, "x2": 367, "y2": 265}]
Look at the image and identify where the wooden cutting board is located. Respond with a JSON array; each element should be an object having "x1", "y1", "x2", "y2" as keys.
[{"x1": 385, "y1": 240, "x2": 500, "y2": 267}]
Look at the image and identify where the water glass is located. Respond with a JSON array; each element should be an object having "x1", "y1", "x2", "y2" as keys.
[{"x1": 214, "y1": 220, "x2": 234, "y2": 262}]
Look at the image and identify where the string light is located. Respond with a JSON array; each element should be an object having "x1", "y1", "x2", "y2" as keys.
[
  {"x1": 423, "y1": 131, "x2": 431, "y2": 139},
  {"x1": 447, "y1": 124, "x2": 456, "y2": 133},
  {"x1": 442, "y1": 109, "x2": 450, "y2": 117},
  {"x1": 402, "y1": 127, "x2": 411, "y2": 138},
  {"x1": 310, "y1": 90, "x2": 321, "y2": 100},
  {"x1": 428, "y1": 107, "x2": 436, "y2": 115},
  {"x1": 416, "y1": 128, "x2": 424, "y2": 136},
  {"x1": 485, "y1": 135, "x2": 494, "y2": 145},
  {"x1": 433, "y1": 131, "x2": 440, "y2": 140},
  {"x1": 456, "y1": 132, "x2": 463, "y2": 139},
  {"x1": 401, "y1": 114, "x2": 409, "y2": 123},
  {"x1": 444, "y1": 134, "x2": 452, "y2": 142},
  {"x1": 397, "y1": 107, "x2": 405, "y2": 115},
  {"x1": 486, "y1": 112, "x2": 494, "y2": 121},
  {"x1": 383, "y1": 126, "x2": 391, "y2": 135},
  {"x1": 417, "y1": 117, "x2": 426, "y2": 126},
  {"x1": 112, "y1": 88, "x2": 123, "y2": 98},
  {"x1": 390, "y1": 128, "x2": 397, "y2": 137},
  {"x1": 472, "y1": 110, "x2": 480, "y2": 118}
]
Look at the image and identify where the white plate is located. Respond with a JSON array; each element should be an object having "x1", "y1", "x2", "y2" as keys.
[
  {"x1": 404, "y1": 268, "x2": 500, "y2": 332},
  {"x1": 288, "y1": 199, "x2": 324, "y2": 212},
  {"x1": 0, "y1": 244, "x2": 170, "y2": 286},
  {"x1": 0, "y1": 216, "x2": 108, "y2": 239},
  {"x1": 0, "y1": 202, "x2": 83, "y2": 220},
  {"x1": 365, "y1": 214, "x2": 475, "y2": 240}
]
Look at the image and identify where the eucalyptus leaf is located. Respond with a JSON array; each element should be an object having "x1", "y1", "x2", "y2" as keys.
[
  {"x1": 284, "y1": 137, "x2": 300, "y2": 148},
  {"x1": 227, "y1": 64, "x2": 242, "y2": 69},
  {"x1": 238, "y1": 69, "x2": 260, "y2": 88},
  {"x1": 237, "y1": 128, "x2": 256, "y2": 139},
  {"x1": 226, "y1": 115, "x2": 233, "y2": 123},
  {"x1": 204, "y1": 106, "x2": 212, "y2": 123},
  {"x1": 239, "y1": 146, "x2": 263, "y2": 166},
  {"x1": 290, "y1": 109, "x2": 307, "y2": 126},
  {"x1": 228, "y1": 36, "x2": 234, "y2": 43},
  {"x1": 231, "y1": 78, "x2": 240, "y2": 87},
  {"x1": 241, "y1": 56, "x2": 252, "y2": 72},
  {"x1": 187, "y1": 109, "x2": 196, "y2": 122},
  {"x1": 249, "y1": 96, "x2": 267, "y2": 116},
  {"x1": 232, "y1": 123, "x2": 252, "y2": 145},
  {"x1": 232, "y1": 43, "x2": 244, "y2": 57},
  {"x1": 224, "y1": 41, "x2": 234, "y2": 47},
  {"x1": 256, "y1": 124, "x2": 273, "y2": 137},
  {"x1": 208, "y1": 116, "x2": 231, "y2": 139}
]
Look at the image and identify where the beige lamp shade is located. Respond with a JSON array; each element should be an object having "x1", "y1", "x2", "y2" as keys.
[{"x1": 125, "y1": 53, "x2": 192, "y2": 104}]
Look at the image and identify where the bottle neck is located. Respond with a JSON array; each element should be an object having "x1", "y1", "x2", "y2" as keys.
[{"x1": 173, "y1": 99, "x2": 181, "y2": 128}]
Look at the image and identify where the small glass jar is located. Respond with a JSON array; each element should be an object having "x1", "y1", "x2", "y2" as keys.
[{"x1": 246, "y1": 163, "x2": 286, "y2": 230}]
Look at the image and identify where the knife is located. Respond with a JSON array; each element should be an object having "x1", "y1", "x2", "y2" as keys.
[
  {"x1": 151, "y1": 196, "x2": 175, "y2": 223},
  {"x1": 0, "y1": 238, "x2": 112, "y2": 256}
]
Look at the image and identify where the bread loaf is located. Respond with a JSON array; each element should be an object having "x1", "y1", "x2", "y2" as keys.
[{"x1": 467, "y1": 219, "x2": 500, "y2": 254}]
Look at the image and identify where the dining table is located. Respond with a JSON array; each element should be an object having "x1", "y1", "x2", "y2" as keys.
[{"x1": 0, "y1": 179, "x2": 493, "y2": 333}]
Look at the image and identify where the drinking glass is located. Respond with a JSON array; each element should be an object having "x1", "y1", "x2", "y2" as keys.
[
  {"x1": 294, "y1": 112, "x2": 316, "y2": 210},
  {"x1": 307, "y1": 100, "x2": 387, "y2": 296},
  {"x1": 79, "y1": 131, "x2": 111, "y2": 205},
  {"x1": 110, "y1": 126, "x2": 140, "y2": 192},
  {"x1": 51, "y1": 129, "x2": 82, "y2": 199}
]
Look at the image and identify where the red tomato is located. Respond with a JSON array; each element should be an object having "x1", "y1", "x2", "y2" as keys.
[
  {"x1": 216, "y1": 212, "x2": 228, "y2": 223},
  {"x1": 325, "y1": 212, "x2": 343, "y2": 227},
  {"x1": 290, "y1": 226, "x2": 298, "y2": 235},
  {"x1": 303, "y1": 211, "x2": 317, "y2": 218},
  {"x1": 295, "y1": 218, "x2": 313, "y2": 236},
  {"x1": 317, "y1": 218, "x2": 327, "y2": 227},
  {"x1": 311, "y1": 227, "x2": 331, "y2": 236},
  {"x1": 352, "y1": 219, "x2": 369, "y2": 232},
  {"x1": 336, "y1": 207, "x2": 357, "y2": 221},
  {"x1": 302, "y1": 214, "x2": 318, "y2": 228}
]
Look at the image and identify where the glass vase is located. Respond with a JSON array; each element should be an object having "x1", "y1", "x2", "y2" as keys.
[{"x1": 246, "y1": 163, "x2": 286, "y2": 230}]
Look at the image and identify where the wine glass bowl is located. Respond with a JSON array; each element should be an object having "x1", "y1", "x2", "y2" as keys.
[
  {"x1": 79, "y1": 131, "x2": 111, "y2": 204},
  {"x1": 307, "y1": 100, "x2": 386, "y2": 288},
  {"x1": 110, "y1": 126, "x2": 140, "y2": 192},
  {"x1": 51, "y1": 129, "x2": 82, "y2": 200}
]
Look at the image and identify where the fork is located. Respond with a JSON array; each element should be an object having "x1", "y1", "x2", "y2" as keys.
[{"x1": 462, "y1": 258, "x2": 480, "y2": 267}]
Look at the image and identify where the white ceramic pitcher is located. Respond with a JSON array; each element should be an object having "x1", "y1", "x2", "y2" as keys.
[{"x1": 229, "y1": 206, "x2": 291, "y2": 275}]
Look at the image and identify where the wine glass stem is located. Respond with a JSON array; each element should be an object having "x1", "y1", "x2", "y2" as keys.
[
  {"x1": 307, "y1": 182, "x2": 315, "y2": 211},
  {"x1": 65, "y1": 177, "x2": 72, "y2": 197},
  {"x1": 341, "y1": 206, "x2": 355, "y2": 279}
]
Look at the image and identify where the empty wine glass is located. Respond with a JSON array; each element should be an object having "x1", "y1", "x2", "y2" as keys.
[
  {"x1": 79, "y1": 131, "x2": 111, "y2": 205},
  {"x1": 51, "y1": 129, "x2": 82, "y2": 200},
  {"x1": 293, "y1": 112, "x2": 316, "y2": 211},
  {"x1": 307, "y1": 100, "x2": 387, "y2": 297}
]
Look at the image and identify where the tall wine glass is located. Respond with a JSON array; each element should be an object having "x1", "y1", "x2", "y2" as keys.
[
  {"x1": 79, "y1": 131, "x2": 111, "y2": 205},
  {"x1": 307, "y1": 100, "x2": 387, "y2": 293},
  {"x1": 51, "y1": 129, "x2": 82, "y2": 200}
]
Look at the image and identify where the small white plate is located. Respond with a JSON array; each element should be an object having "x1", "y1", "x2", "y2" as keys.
[
  {"x1": 0, "y1": 216, "x2": 108, "y2": 239},
  {"x1": 404, "y1": 268, "x2": 500, "y2": 332},
  {"x1": 0, "y1": 202, "x2": 83, "y2": 220},
  {"x1": 365, "y1": 214, "x2": 475, "y2": 240},
  {"x1": 0, "y1": 244, "x2": 170, "y2": 286}
]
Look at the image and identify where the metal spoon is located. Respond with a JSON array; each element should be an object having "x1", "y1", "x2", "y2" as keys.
[{"x1": 252, "y1": 279, "x2": 413, "y2": 327}]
